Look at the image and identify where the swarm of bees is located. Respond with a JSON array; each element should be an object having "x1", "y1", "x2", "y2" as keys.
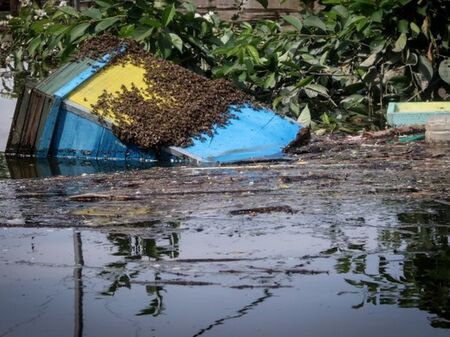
[{"x1": 83, "y1": 36, "x2": 256, "y2": 150}]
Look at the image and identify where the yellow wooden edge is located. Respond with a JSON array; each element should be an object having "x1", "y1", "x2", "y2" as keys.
[
  {"x1": 394, "y1": 102, "x2": 450, "y2": 113},
  {"x1": 67, "y1": 61, "x2": 174, "y2": 126}
]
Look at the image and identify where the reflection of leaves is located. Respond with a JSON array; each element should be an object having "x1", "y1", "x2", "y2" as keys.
[
  {"x1": 341, "y1": 206, "x2": 450, "y2": 326},
  {"x1": 344, "y1": 278, "x2": 363, "y2": 288},
  {"x1": 352, "y1": 299, "x2": 364, "y2": 309},
  {"x1": 137, "y1": 298, "x2": 163, "y2": 316},
  {"x1": 136, "y1": 285, "x2": 164, "y2": 316},
  {"x1": 101, "y1": 274, "x2": 132, "y2": 296},
  {"x1": 321, "y1": 246, "x2": 339, "y2": 255},
  {"x1": 347, "y1": 243, "x2": 365, "y2": 251},
  {"x1": 336, "y1": 255, "x2": 352, "y2": 273}
]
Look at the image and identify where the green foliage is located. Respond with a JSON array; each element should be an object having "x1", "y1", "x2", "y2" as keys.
[
  {"x1": 1, "y1": 0, "x2": 220, "y2": 74},
  {"x1": 2, "y1": 0, "x2": 450, "y2": 132},
  {"x1": 212, "y1": 0, "x2": 450, "y2": 131}
]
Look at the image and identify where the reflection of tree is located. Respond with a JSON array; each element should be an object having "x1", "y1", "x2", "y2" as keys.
[
  {"x1": 107, "y1": 231, "x2": 180, "y2": 260},
  {"x1": 137, "y1": 280, "x2": 165, "y2": 316},
  {"x1": 73, "y1": 231, "x2": 84, "y2": 337},
  {"x1": 337, "y1": 202, "x2": 450, "y2": 328},
  {"x1": 99, "y1": 227, "x2": 180, "y2": 317}
]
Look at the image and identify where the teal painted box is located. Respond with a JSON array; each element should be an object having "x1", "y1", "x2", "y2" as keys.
[{"x1": 387, "y1": 102, "x2": 450, "y2": 126}]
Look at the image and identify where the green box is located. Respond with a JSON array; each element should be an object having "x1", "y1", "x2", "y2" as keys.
[{"x1": 387, "y1": 102, "x2": 450, "y2": 126}]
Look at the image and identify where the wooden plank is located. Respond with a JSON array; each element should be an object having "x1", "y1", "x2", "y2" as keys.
[
  {"x1": 33, "y1": 95, "x2": 54, "y2": 152},
  {"x1": 19, "y1": 90, "x2": 45, "y2": 154},
  {"x1": 36, "y1": 56, "x2": 112, "y2": 157},
  {"x1": 36, "y1": 61, "x2": 92, "y2": 95},
  {"x1": 49, "y1": 108, "x2": 104, "y2": 159},
  {"x1": 6, "y1": 83, "x2": 34, "y2": 155}
]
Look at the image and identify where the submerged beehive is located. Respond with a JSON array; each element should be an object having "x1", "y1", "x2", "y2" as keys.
[
  {"x1": 7, "y1": 51, "x2": 301, "y2": 163},
  {"x1": 7, "y1": 56, "x2": 156, "y2": 161}
]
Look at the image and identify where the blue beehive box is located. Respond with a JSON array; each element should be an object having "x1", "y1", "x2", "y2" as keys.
[{"x1": 7, "y1": 53, "x2": 302, "y2": 164}]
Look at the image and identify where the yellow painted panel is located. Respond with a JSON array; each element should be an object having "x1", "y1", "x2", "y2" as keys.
[
  {"x1": 67, "y1": 62, "x2": 173, "y2": 125},
  {"x1": 395, "y1": 102, "x2": 450, "y2": 113}
]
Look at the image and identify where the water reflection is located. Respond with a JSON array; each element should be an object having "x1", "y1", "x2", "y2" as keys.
[
  {"x1": 338, "y1": 201, "x2": 450, "y2": 328},
  {"x1": 97, "y1": 224, "x2": 180, "y2": 320},
  {"x1": 0, "y1": 154, "x2": 158, "y2": 178},
  {"x1": 1, "y1": 199, "x2": 450, "y2": 336}
]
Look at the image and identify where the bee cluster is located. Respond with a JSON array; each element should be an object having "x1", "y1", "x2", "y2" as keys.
[{"x1": 77, "y1": 35, "x2": 255, "y2": 149}]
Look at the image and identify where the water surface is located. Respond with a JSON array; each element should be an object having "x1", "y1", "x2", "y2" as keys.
[{"x1": 1, "y1": 200, "x2": 449, "y2": 337}]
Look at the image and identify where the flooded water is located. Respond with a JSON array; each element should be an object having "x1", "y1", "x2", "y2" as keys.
[
  {"x1": 1, "y1": 64, "x2": 449, "y2": 337},
  {"x1": 1, "y1": 199, "x2": 449, "y2": 337},
  {"x1": 0, "y1": 154, "x2": 161, "y2": 179}
]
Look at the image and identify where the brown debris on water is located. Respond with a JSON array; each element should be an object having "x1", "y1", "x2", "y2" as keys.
[
  {"x1": 229, "y1": 205, "x2": 296, "y2": 216},
  {"x1": 77, "y1": 35, "x2": 255, "y2": 149}
]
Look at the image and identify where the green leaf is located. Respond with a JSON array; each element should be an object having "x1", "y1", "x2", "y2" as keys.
[
  {"x1": 332, "y1": 5, "x2": 349, "y2": 19},
  {"x1": 95, "y1": 0, "x2": 113, "y2": 8},
  {"x1": 31, "y1": 19, "x2": 50, "y2": 33},
  {"x1": 183, "y1": 2, "x2": 197, "y2": 13},
  {"x1": 282, "y1": 15, "x2": 302, "y2": 31},
  {"x1": 132, "y1": 26, "x2": 154, "y2": 41},
  {"x1": 371, "y1": 9, "x2": 383, "y2": 23},
  {"x1": 169, "y1": 33, "x2": 183, "y2": 52},
  {"x1": 263, "y1": 72, "x2": 276, "y2": 89},
  {"x1": 81, "y1": 8, "x2": 102, "y2": 20},
  {"x1": 246, "y1": 45, "x2": 260, "y2": 63},
  {"x1": 359, "y1": 51, "x2": 378, "y2": 68},
  {"x1": 295, "y1": 76, "x2": 314, "y2": 88},
  {"x1": 394, "y1": 33, "x2": 407, "y2": 51},
  {"x1": 95, "y1": 17, "x2": 121, "y2": 33},
  {"x1": 141, "y1": 17, "x2": 162, "y2": 28},
  {"x1": 297, "y1": 104, "x2": 311, "y2": 126},
  {"x1": 46, "y1": 24, "x2": 69, "y2": 35},
  {"x1": 70, "y1": 22, "x2": 91, "y2": 42},
  {"x1": 305, "y1": 84, "x2": 329, "y2": 97},
  {"x1": 28, "y1": 36, "x2": 42, "y2": 56},
  {"x1": 304, "y1": 15, "x2": 327, "y2": 32},
  {"x1": 256, "y1": 0, "x2": 268, "y2": 8},
  {"x1": 418, "y1": 55, "x2": 433, "y2": 82},
  {"x1": 340, "y1": 94, "x2": 364, "y2": 109},
  {"x1": 321, "y1": 112, "x2": 331, "y2": 125},
  {"x1": 410, "y1": 22, "x2": 420, "y2": 36},
  {"x1": 398, "y1": 20, "x2": 409, "y2": 34},
  {"x1": 161, "y1": 4, "x2": 176, "y2": 27},
  {"x1": 58, "y1": 6, "x2": 80, "y2": 18},
  {"x1": 119, "y1": 24, "x2": 135, "y2": 38},
  {"x1": 438, "y1": 58, "x2": 450, "y2": 85}
]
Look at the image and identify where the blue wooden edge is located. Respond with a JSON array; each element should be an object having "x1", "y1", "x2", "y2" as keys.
[
  {"x1": 386, "y1": 102, "x2": 396, "y2": 125},
  {"x1": 35, "y1": 54, "x2": 112, "y2": 157},
  {"x1": 169, "y1": 105, "x2": 302, "y2": 163},
  {"x1": 49, "y1": 105, "x2": 156, "y2": 161}
]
